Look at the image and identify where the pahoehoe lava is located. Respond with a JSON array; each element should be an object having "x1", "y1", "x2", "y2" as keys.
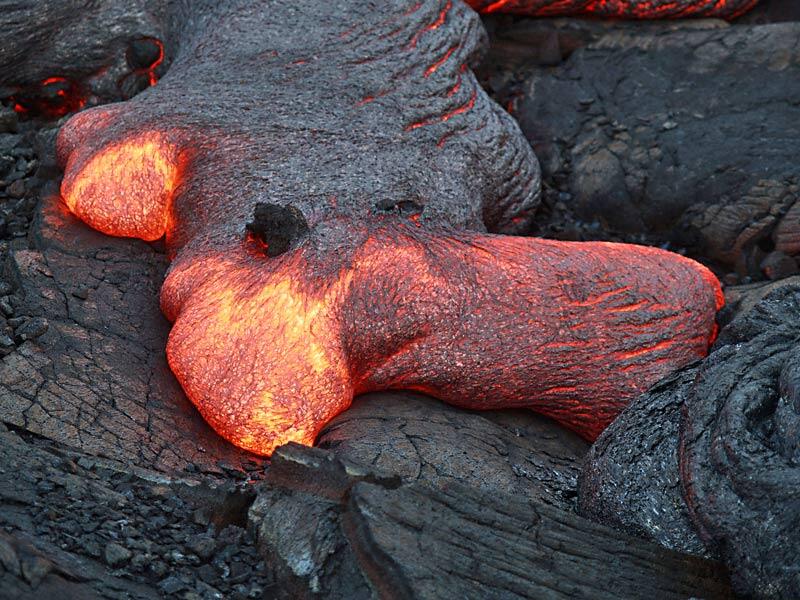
[{"x1": 36, "y1": 0, "x2": 726, "y2": 456}]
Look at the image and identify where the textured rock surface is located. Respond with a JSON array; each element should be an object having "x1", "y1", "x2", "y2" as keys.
[
  {"x1": 0, "y1": 1, "x2": 169, "y2": 113},
  {"x1": 250, "y1": 443, "x2": 734, "y2": 600},
  {"x1": 580, "y1": 285, "x2": 800, "y2": 598},
  {"x1": 516, "y1": 21, "x2": 800, "y2": 275},
  {"x1": 43, "y1": 0, "x2": 722, "y2": 459},
  {"x1": 739, "y1": 0, "x2": 800, "y2": 23},
  {"x1": 1, "y1": 193, "x2": 262, "y2": 473},
  {"x1": 318, "y1": 391, "x2": 589, "y2": 511},
  {"x1": 0, "y1": 422, "x2": 270, "y2": 599}
]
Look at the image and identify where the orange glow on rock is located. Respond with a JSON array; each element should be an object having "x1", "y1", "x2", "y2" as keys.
[
  {"x1": 11, "y1": 76, "x2": 86, "y2": 119},
  {"x1": 52, "y1": 0, "x2": 727, "y2": 457},
  {"x1": 149, "y1": 223, "x2": 722, "y2": 456},
  {"x1": 61, "y1": 131, "x2": 181, "y2": 241},
  {"x1": 55, "y1": 113, "x2": 723, "y2": 456}
]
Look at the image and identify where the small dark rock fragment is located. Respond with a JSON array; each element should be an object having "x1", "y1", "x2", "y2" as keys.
[
  {"x1": 187, "y1": 534, "x2": 216, "y2": 562},
  {"x1": 245, "y1": 202, "x2": 310, "y2": 257},
  {"x1": 0, "y1": 296, "x2": 13, "y2": 316},
  {"x1": 104, "y1": 542, "x2": 132, "y2": 568},
  {"x1": 761, "y1": 250, "x2": 798, "y2": 280},
  {"x1": 158, "y1": 575, "x2": 188, "y2": 595},
  {"x1": 0, "y1": 536, "x2": 20, "y2": 575},
  {"x1": 15, "y1": 316, "x2": 48, "y2": 341},
  {"x1": 126, "y1": 37, "x2": 162, "y2": 70},
  {"x1": 6, "y1": 179, "x2": 25, "y2": 199},
  {"x1": 0, "y1": 334, "x2": 15, "y2": 356}
]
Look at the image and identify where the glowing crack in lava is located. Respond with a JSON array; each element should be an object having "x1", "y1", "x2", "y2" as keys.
[
  {"x1": 466, "y1": 0, "x2": 758, "y2": 18},
  {"x1": 56, "y1": 0, "x2": 724, "y2": 456}
]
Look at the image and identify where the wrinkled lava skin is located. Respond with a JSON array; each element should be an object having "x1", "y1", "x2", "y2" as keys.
[
  {"x1": 55, "y1": 0, "x2": 723, "y2": 456},
  {"x1": 466, "y1": 0, "x2": 758, "y2": 18}
]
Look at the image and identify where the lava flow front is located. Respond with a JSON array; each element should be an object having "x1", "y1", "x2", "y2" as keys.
[{"x1": 55, "y1": 0, "x2": 724, "y2": 456}]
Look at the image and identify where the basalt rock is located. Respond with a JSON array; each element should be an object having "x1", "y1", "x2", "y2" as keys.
[
  {"x1": 249, "y1": 442, "x2": 734, "y2": 600},
  {"x1": 318, "y1": 391, "x2": 590, "y2": 511},
  {"x1": 0, "y1": 192, "x2": 259, "y2": 474},
  {"x1": 580, "y1": 285, "x2": 800, "y2": 598},
  {"x1": 738, "y1": 0, "x2": 800, "y2": 23},
  {"x1": 0, "y1": 1, "x2": 169, "y2": 114},
  {"x1": 516, "y1": 21, "x2": 800, "y2": 276}
]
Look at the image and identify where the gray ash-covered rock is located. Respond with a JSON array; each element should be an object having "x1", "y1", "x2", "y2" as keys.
[
  {"x1": 580, "y1": 285, "x2": 800, "y2": 598},
  {"x1": 513, "y1": 20, "x2": 800, "y2": 280}
]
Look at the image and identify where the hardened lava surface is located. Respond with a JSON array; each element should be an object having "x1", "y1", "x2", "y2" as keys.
[{"x1": 580, "y1": 284, "x2": 800, "y2": 598}]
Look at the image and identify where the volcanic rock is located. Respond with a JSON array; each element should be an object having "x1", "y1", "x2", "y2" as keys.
[
  {"x1": 515, "y1": 21, "x2": 800, "y2": 275},
  {"x1": 738, "y1": 0, "x2": 800, "y2": 23},
  {"x1": 580, "y1": 284, "x2": 800, "y2": 597},
  {"x1": 249, "y1": 442, "x2": 733, "y2": 599},
  {"x1": 0, "y1": 194, "x2": 260, "y2": 473},
  {"x1": 318, "y1": 392, "x2": 588, "y2": 511}
]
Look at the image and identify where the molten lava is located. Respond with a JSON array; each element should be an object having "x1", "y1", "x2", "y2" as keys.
[
  {"x1": 61, "y1": 130, "x2": 180, "y2": 241},
  {"x1": 54, "y1": 0, "x2": 725, "y2": 457},
  {"x1": 58, "y1": 109, "x2": 722, "y2": 455},
  {"x1": 11, "y1": 76, "x2": 86, "y2": 118}
]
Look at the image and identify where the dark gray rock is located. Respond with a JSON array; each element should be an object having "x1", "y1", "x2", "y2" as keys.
[
  {"x1": 737, "y1": 0, "x2": 800, "y2": 23},
  {"x1": 580, "y1": 285, "x2": 800, "y2": 598},
  {"x1": 0, "y1": 425, "x2": 270, "y2": 600},
  {"x1": 318, "y1": 391, "x2": 588, "y2": 511},
  {"x1": 1, "y1": 194, "x2": 262, "y2": 473},
  {"x1": 578, "y1": 366, "x2": 708, "y2": 556},
  {"x1": 516, "y1": 21, "x2": 800, "y2": 273},
  {"x1": 250, "y1": 443, "x2": 733, "y2": 600},
  {"x1": 103, "y1": 542, "x2": 132, "y2": 568}
]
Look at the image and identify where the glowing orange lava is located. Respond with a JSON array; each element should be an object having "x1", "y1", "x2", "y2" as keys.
[
  {"x1": 52, "y1": 0, "x2": 729, "y2": 456},
  {"x1": 467, "y1": 0, "x2": 757, "y2": 18},
  {"x1": 61, "y1": 131, "x2": 181, "y2": 241}
]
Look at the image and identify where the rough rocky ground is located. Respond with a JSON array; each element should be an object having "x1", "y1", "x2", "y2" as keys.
[{"x1": 580, "y1": 282, "x2": 800, "y2": 598}]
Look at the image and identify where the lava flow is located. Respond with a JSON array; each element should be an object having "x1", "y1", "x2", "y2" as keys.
[
  {"x1": 466, "y1": 0, "x2": 758, "y2": 18},
  {"x1": 55, "y1": 0, "x2": 724, "y2": 456}
]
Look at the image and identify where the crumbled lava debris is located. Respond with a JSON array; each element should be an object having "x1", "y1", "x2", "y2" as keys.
[
  {"x1": 0, "y1": 423, "x2": 272, "y2": 599},
  {"x1": 0, "y1": 102, "x2": 61, "y2": 361}
]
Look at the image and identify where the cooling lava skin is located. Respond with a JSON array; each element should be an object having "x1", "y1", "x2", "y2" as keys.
[{"x1": 55, "y1": 0, "x2": 723, "y2": 456}]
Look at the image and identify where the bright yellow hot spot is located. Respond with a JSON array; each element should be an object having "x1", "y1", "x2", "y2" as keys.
[{"x1": 61, "y1": 132, "x2": 179, "y2": 241}]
